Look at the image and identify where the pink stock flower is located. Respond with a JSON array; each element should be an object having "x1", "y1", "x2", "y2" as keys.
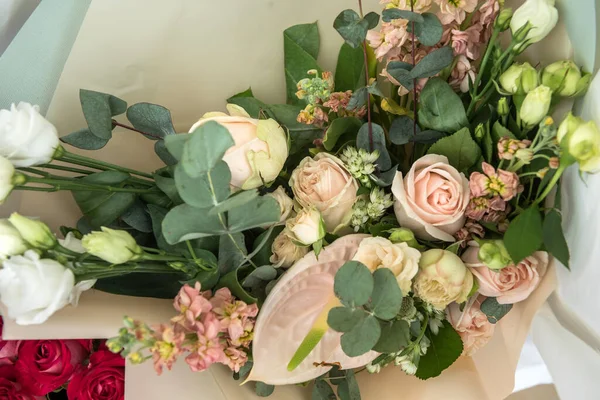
[
  {"x1": 449, "y1": 55, "x2": 476, "y2": 93},
  {"x1": 465, "y1": 196, "x2": 506, "y2": 221},
  {"x1": 171, "y1": 283, "x2": 213, "y2": 329},
  {"x1": 497, "y1": 137, "x2": 532, "y2": 161},
  {"x1": 211, "y1": 289, "x2": 259, "y2": 346},
  {"x1": 475, "y1": 0, "x2": 500, "y2": 27},
  {"x1": 436, "y1": 0, "x2": 478, "y2": 24},
  {"x1": 367, "y1": 21, "x2": 409, "y2": 60},
  {"x1": 454, "y1": 220, "x2": 485, "y2": 243},
  {"x1": 469, "y1": 163, "x2": 520, "y2": 201},
  {"x1": 185, "y1": 313, "x2": 226, "y2": 373},
  {"x1": 223, "y1": 347, "x2": 249, "y2": 373},
  {"x1": 150, "y1": 324, "x2": 185, "y2": 375},
  {"x1": 451, "y1": 24, "x2": 484, "y2": 60},
  {"x1": 323, "y1": 91, "x2": 352, "y2": 113},
  {"x1": 385, "y1": 0, "x2": 433, "y2": 13}
]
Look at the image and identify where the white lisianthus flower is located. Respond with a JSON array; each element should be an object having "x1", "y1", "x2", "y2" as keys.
[
  {"x1": 510, "y1": 0, "x2": 558, "y2": 44},
  {"x1": 8, "y1": 212, "x2": 57, "y2": 250},
  {"x1": 0, "y1": 251, "x2": 75, "y2": 325},
  {"x1": 285, "y1": 208, "x2": 326, "y2": 246},
  {"x1": 82, "y1": 227, "x2": 143, "y2": 264},
  {"x1": 519, "y1": 85, "x2": 552, "y2": 128},
  {"x1": 0, "y1": 219, "x2": 27, "y2": 259},
  {"x1": 0, "y1": 156, "x2": 16, "y2": 204},
  {"x1": 0, "y1": 102, "x2": 60, "y2": 167}
]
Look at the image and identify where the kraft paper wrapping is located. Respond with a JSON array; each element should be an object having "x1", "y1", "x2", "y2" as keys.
[{"x1": 1, "y1": 0, "x2": 570, "y2": 398}]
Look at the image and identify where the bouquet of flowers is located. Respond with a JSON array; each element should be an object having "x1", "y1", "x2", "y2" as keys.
[{"x1": 0, "y1": 0, "x2": 595, "y2": 398}]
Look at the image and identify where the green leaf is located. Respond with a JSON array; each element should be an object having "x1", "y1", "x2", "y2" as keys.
[
  {"x1": 340, "y1": 314, "x2": 381, "y2": 357},
  {"x1": 418, "y1": 78, "x2": 469, "y2": 133},
  {"x1": 413, "y1": 13, "x2": 443, "y2": 46},
  {"x1": 284, "y1": 23, "x2": 321, "y2": 104},
  {"x1": 373, "y1": 320, "x2": 410, "y2": 353},
  {"x1": 337, "y1": 369, "x2": 361, "y2": 400},
  {"x1": 327, "y1": 307, "x2": 368, "y2": 333},
  {"x1": 335, "y1": 44, "x2": 365, "y2": 92},
  {"x1": 480, "y1": 297, "x2": 513, "y2": 324},
  {"x1": 372, "y1": 165, "x2": 397, "y2": 187},
  {"x1": 414, "y1": 130, "x2": 446, "y2": 144},
  {"x1": 153, "y1": 174, "x2": 182, "y2": 205},
  {"x1": 227, "y1": 195, "x2": 281, "y2": 233},
  {"x1": 334, "y1": 261, "x2": 374, "y2": 307},
  {"x1": 491, "y1": 121, "x2": 517, "y2": 142},
  {"x1": 162, "y1": 204, "x2": 225, "y2": 243},
  {"x1": 154, "y1": 140, "x2": 178, "y2": 166},
  {"x1": 252, "y1": 226, "x2": 284, "y2": 267},
  {"x1": 356, "y1": 123, "x2": 391, "y2": 171},
  {"x1": 182, "y1": 121, "x2": 234, "y2": 177},
  {"x1": 389, "y1": 116, "x2": 419, "y2": 145},
  {"x1": 382, "y1": 8, "x2": 424, "y2": 23},
  {"x1": 255, "y1": 382, "x2": 275, "y2": 397},
  {"x1": 269, "y1": 104, "x2": 321, "y2": 154},
  {"x1": 163, "y1": 134, "x2": 189, "y2": 161},
  {"x1": 218, "y1": 233, "x2": 247, "y2": 275},
  {"x1": 61, "y1": 129, "x2": 109, "y2": 150},
  {"x1": 72, "y1": 171, "x2": 136, "y2": 228},
  {"x1": 543, "y1": 209, "x2": 570, "y2": 269},
  {"x1": 121, "y1": 200, "x2": 152, "y2": 233},
  {"x1": 386, "y1": 61, "x2": 414, "y2": 90},
  {"x1": 410, "y1": 47, "x2": 453, "y2": 79},
  {"x1": 208, "y1": 189, "x2": 259, "y2": 216},
  {"x1": 226, "y1": 91, "x2": 270, "y2": 119},
  {"x1": 126, "y1": 103, "x2": 176, "y2": 139},
  {"x1": 312, "y1": 380, "x2": 336, "y2": 400},
  {"x1": 504, "y1": 205, "x2": 543, "y2": 263},
  {"x1": 334, "y1": 9, "x2": 369, "y2": 49},
  {"x1": 364, "y1": 12, "x2": 380, "y2": 29},
  {"x1": 415, "y1": 321, "x2": 463, "y2": 380},
  {"x1": 174, "y1": 161, "x2": 231, "y2": 208},
  {"x1": 185, "y1": 265, "x2": 220, "y2": 291},
  {"x1": 482, "y1": 123, "x2": 494, "y2": 162},
  {"x1": 218, "y1": 268, "x2": 258, "y2": 305},
  {"x1": 323, "y1": 117, "x2": 362, "y2": 151},
  {"x1": 427, "y1": 127, "x2": 481, "y2": 172},
  {"x1": 94, "y1": 269, "x2": 186, "y2": 299},
  {"x1": 79, "y1": 89, "x2": 127, "y2": 139},
  {"x1": 243, "y1": 265, "x2": 278, "y2": 288},
  {"x1": 370, "y1": 268, "x2": 403, "y2": 320}
]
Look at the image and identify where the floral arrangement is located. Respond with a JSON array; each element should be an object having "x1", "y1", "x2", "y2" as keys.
[
  {"x1": 0, "y1": 0, "x2": 596, "y2": 398},
  {"x1": 0, "y1": 318, "x2": 125, "y2": 399}
]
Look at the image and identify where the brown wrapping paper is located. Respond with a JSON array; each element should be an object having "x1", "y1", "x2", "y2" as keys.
[{"x1": 1, "y1": 0, "x2": 569, "y2": 398}]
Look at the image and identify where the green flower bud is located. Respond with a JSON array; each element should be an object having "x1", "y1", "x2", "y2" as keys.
[
  {"x1": 82, "y1": 227, "x2": 143, "y2": 264},
  {"x1": 499, "y1": 62, "x2": 538, "y2": 94},
  {"x1": 495, "y1": 8, "x2": 513, "y2": 31},
  {"x1": 497, "y1": 97, "x2": 510, "y2": 117},
  {"x1": 474, "y1": 123, "x2": 486, "y2": 142},
  {"x1": 388, "y1": 228, "x2": 422, "y2": 249},
  {"x1": 520, "y1": 85, "x2": 552, "y2": 128},
  {"x1": 478, "y1": 240, "x2": 512, "y2": 270},
  {"x1": 557, "y1": 112, "x2": 583, "y2": 144},
  {"x1": 573, "y1": 71, "x2": 592, "y2": 97},
  {"x1": 541, "y1": 60, "x2": 582, "y2": 97},
  {"x1": 560, "y1": 119, "x2": 600, "y2": 173},
  {"x1": 8, "y1": 213, "x2": 57, "y2": 250}
]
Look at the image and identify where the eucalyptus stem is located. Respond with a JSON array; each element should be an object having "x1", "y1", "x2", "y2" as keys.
[
  {"x1": 410, "y1": 1, "x2": 417, "y2": 140},
  {"x1": 58, "y1": 149, "x2": 153, "y2": 179}
]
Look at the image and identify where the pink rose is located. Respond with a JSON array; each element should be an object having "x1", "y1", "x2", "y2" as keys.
[
  {"x1": 446, "y1": 295, "x2": 495, "y2": 356},
  {"x1": 392, "y1": 154, "x2": 470, "y2": 241},
  {"x1": 462, "y1": 246, "x2": 549, "y2": 304}
]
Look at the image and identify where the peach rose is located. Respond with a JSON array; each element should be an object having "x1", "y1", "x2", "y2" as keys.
[
  {"x1": 289, "y1": 153, "x2": 358, "y2": 233},
  {"x1": 189, "y1": 104, "x2": 288, "y2": 190},
  {"x1": 462, "y1": 246, "x2": 549, "y2": 304},
  {"x1": 446, "y1": 295, "x2": 495, "y2": 356},
  {"x1": 391, "y1": 154, "x2": 470, "y2": 242}
]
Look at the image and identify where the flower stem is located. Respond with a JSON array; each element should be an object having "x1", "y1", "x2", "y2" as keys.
[
  {"x1": 39, "y1": 163, "x2": 95, "y2": 175},
  {"x1": 21, "y1": 175, "x2": 158, "y2": 194},
  {"x1": 112, "y1": 120, "x2": 162, "y2": 140},
  {"x1": 74, "y1": 262, "x2": 183, "y2": 281},
  {"x1": 533, "y1": 164, "x2": 566, "y2": 207},
  {"x1": 58, "y1": 150, "x2": 154, "y2": 179}
]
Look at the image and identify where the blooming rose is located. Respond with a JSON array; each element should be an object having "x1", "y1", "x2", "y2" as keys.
[
  {"x1": 0, "y1": 219, "x2": 26, "y2": 259},
  {"x1": 285, "y1": 208, "x2": 325, "y2": 246},
  {"x1": 392, "y1": 154, "x2": 469, "y2": 242},
  {"x1": 413, "y1": 249, "x2": 474, "y2": 309},
  {"x1": 267, "y1": 186, "x2": 295, "y2": 225},
  {"x1": 0, "y1": 251, "x2": 80, "y2": 325},
  {"x1": 0, "y1": 157, "x2": 15, "y2": 204},
  {"x1": 66, "y1": 350, "x2": 125, "y2": 400},
  {"x1": 16, "y1": 340, "x2": 89, "y2": 396},
  {"x1": 189, "y1": 104, "x2": 288, "y2": 190},
  {"x1": 446, "y1": 295, "x2": 495, "y2": 356},
  {"x1": 0, "y1": 366, "x2": 44, "y2": 400},
  {"x1": 269, "y1": 229, "x2": 309, "y2": 268},
  {"x1": 462, "y1": 245, "x2": 549, "y2": 304},
  {"x1": 352, "y1": 237, "x2": 421, "y2": 295},
  {"x1": 0, "y1": 102, "x2": 60, "y2": 167},
  {"x1": 290, "y1": 153, "x2": 358, "y2": 233}
]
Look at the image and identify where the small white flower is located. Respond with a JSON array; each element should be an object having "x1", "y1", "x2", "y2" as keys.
[
  {"x1": 366, "y1": 362, "x2": 381, "y2": 374},
  {"x1": 82, "y1": 227, "x2": 143, "y2": 264},
  {"x1": 429, "y1": 317, "x2": 444, "y2": 335},
  {"x1": 8, "y1": 213, "x2": 57, "y2": 250}
]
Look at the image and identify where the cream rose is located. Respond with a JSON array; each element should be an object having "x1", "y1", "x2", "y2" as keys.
[
  {"x1": 189, "y1": 104, "x2": 288, "y2": 190},
  {"x1": 289, "y1": 153, "x2": 358, "y2": 233},
  {"x1": 352, "y1": 237, "x2": 421, "y2": 295},
  {"x1": 446, "y1": 295, "x2": 495, "y2": 356},
  {"x1": 462, "y1": 245, "x2": 548, "y2": 304},
  {"x1": 268, "y1": 186, "x2": 295, "y2": 225},
  {"x1": 269, "y1": 229, "x2": 309, "y2": 268},
  {"x1": 392, "y1": 154, "x2": 469, "y2": 242},
  {"x1": 413, "y1": 249, "x2": 474, "y2": 309},
  {"x1": 285, "y1": 208, "x2": 325, "y2": 246}
]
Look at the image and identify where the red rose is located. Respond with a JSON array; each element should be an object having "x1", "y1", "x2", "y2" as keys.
[
  {"x1": 15, "y1": 340, "x2": 89, "y2": 396},
  {"x1": 0, "y1": 340, "x2": 18, "y2": 366},
  {"x1": 67, "y1": 350, "x2": 125, "y2": 400},
  {"x1": 0, "y1": 365, "x2": 44, "y2": 400}
]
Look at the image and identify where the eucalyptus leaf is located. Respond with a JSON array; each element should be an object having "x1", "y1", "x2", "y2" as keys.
[
  {"x1": 284, "y1": 23, "x2": 321, "y2": 104},
  {"x1": 174, "y1": 161, "x2": 231, "y2": 208},
  {"x1": 218, "y1": 233, "x2": 247, "y2": 275},
  {"x1": 427, "y1": 127, "x2": 481, "y2": 172},
  {"x1": 182, "y1": 121, "x2": 234, "y2": 177},
  {"x1": 334, "y1": 9, "x2": 369, "y2": 49},
  {"x1": 410, "y1": 47, "x2": 453, "y2": 79},
  {"x1": 163, "y1": 134, "x2": 189, "y2": 161},
  {"x1": 243, "y1": 265, "x2": 278, "y2": 288},
  {"x1": 413, "y1": 13, "x2": 443, "y2": 46},
  {"x1": 480, "y1": 297, "x2": 513, "y2": 324},
  {"x1": 227, "y1": 89, "x2": 270, "y2": 118},
  {"x1": 337, "y1": 369, "x2": 361, "y2": 400},
  {"x1": 154, "y1": 140, "x2": 178, "y2": 166},
  {"x1": 228, "y1": 195, "x2": 281, "y2": 233},
  {"x1": 504, "y1": 205, "x2": 543, "y2": 263},
  {"x1": 121, "y1": 200, "x2": 152, "y2": 233},
  {"x1": 255, "y1": 382, "x2": 275, "y2": 397},
  {"x1": 252, "y1": 226, "x2": 284, "y2": 267},
  {"x1": 414, "y1": 130, "x2": 446, "y2": 144},
  {"x1": 347, "y1": 87, "x2": 368, "y2": 110},
  {"x1": 162, "y1": 204, "x2": 225, "y2": 243},
  {"x1": 370, "y1": 268, "x2": 403, "y2": 320},
  {"x1": 61, "y1": 129, "x2": 109, "y2": 150},
  {"x1": 382, "y1": 8, "x2": 424, "y2": 23},
  {"x1": 364, "y1": 12, "x2": 380, "y2": 29},
  {"x1": 333, "y1": 261, "x2": 374, "y2": 307},
  {"x1": 340, "y1": 314, "x2": 381, "y2": 357},
  {"x1": 153, "y1": 174, "x2": 182, "y2": 205},
  {"x1": 372, "y1": 165, "x2": 397, "y2": 187},
  {"x1": 126, "y1": 102, "x2": 176, "y2": 139},
  {"x1": 372, "y1": 319, "x2": 410, "y2": 353},
  {"x1": 209, "y1": 189, "x2": 259, "y2": 216},
  {"x1": 327, "y1": 307, "x2": 367, "y2": 333},
  {"x1": 312, "y1": 380, "x2": 336, "y2": 400},
  {"x1": 418, "y1": 78, "x2": 468, "y2": 133},
  {"x1": 543, "y1": 209, "x2": 570, "y2": 269},
  {"x1": 385, "y1": 61, "x2": 414, "y2": 90},
  {"x1": 356, "y1": 123, "x2": 391, "y2": 171},
  {"x1": 335, "y1": 44, "x2": 365, "y2": 91},
  {"x1": 79, "y1": 89, "x2": 127, "y2": 139},
  {"x1": 389, "y1": 116, "x2": 419, "y2": 145}
]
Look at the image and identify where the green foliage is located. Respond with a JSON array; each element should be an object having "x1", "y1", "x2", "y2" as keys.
[
  {"x1": 126, "y1": 103, "x2": 176, "y2": 139},
  {"x1": 370, "y1": 268, "x2": 403, "y2": 320},
  {"x1": 227, "y1": 88, "x2": 269, "y2": 118},
  {"x1": 313, "y1": 380, "x2": 336, "y2": 400},
  {"x1": 337, "y1": 369, "x2": 361, "y2": 400},
  {"x1": 372, "y1": 165, "x2": 397, "y2": 187},
  {"x1": 227, "y1": 196, "x2": 281, "y2": 232},
  {"x1": 182, "y1": 121, "x2": 234, "y2": 177},
  {"x1": 163, "y1": 133, "x2": 189, "y2": 161},
  {"x1": 491, "y1": 121, "x2": 516, "y2": 142},
  {"x1": 218, "y1": 268, "x2": 258, "y2": 305},
  {"x1": 79, "y1": 89, "x2": 127, "y2": 140},
  {"x1": 382, "y1": 8, "x2": 424, "y2": 23},
  {"x1": 418, "y1": 78, "x2": 468, "y2": 133},
  {"x1": 328, "y1": 307, "x2": 368, "y2": 332},
  {"x1": 335, "y1": 44, "x2": 365, "y2": 91},
  {"x1": 410, "y1": 47, "x2": 453, "y2": 79},
  {"x1": 389, "y1": 116, "x2": 419, "y2": 145},
  {"x1": 385, "y1": 61, "x2": 414, "y2": 90},
  {"x1": 340, "y1": 314, "x2": 381, "y2": 357},
  {"x1": 480, "y1": 297, "x2": 513, "y2": 324},
  {"x1": 153, "y1": 174, "x2": 182, "y2": 205},
  {"x1": 174, "y1": 161, "x2": 231, "y2": 208},
  {"x1": 323, "y1": 117, "x2": 362, "y2": 151},
  {"x1": 121, "y1": 200, "x2": 152, "y2": 233},
  {"x1": 154, "y1": 140, "x2": 178, "y2": 166},
  {"x1": 218, "y1": 233, "x2": 246, "y2": 275},
  {"x1": 284, "y1": 23, "x2": 321, "y2": 104},
  {"x1": 255, "y1": 382, "x2": 275, "y2": 397},
  {"x1": 543, "y1": 210, "x2": 570, "y2": 269},
  {"x1": 243, "y1": 265, "x2": 278, "y2": 289},
  {"x1": 373, "y1": 320, "x2": 410, "y2": 353},
  {"x1": 93, "y1": 270, "x2": 186, "y2": 299},
  {"x1": 427, "y1": 127, "x2": 481, "y2": 172},
  {"x1": 209, "y1": 190, "x2": 259, "y2": 216},
  {"x1": 504, "y1": 205, "x2": 543, "y2": 263},
  {"x1": 333, "y1": 10, "x2": 379, "y2": 49},
  {"x1": 61, "y1": 129, "x2": 109, "y2": 150},
  {"x1": 356, "y1": 123, "x2": 391, "y2": 171},
  {"x1": 333, "y1": 261, "x2": 374, "y2": 307},
  {"x1": 415, "y1": 321, "x2": 463, "y2": 380},
  {"x1": 412, "y1": 13, "x2": 443, "y2": 46},
  {"x1": 251, "y1": 226, "x2": 284, "y2": 267}
]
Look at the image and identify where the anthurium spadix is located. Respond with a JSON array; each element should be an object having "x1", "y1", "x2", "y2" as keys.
[{"x1": 245, "y1": 234, "x2": 378, "y2": 385}]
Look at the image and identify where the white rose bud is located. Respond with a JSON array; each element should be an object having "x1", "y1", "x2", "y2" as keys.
[
  {"x1": 520, "y1": 85, "x2": 552, "y2": 128},
  {"x1": 0, "y1": 251, "x2": 76, "y2": 325},
  {"x1": 8, "y1": 212, "x2": 57, "y2": 250},
  {"x1": 82, "y1": 227, "x2": 143, "y2": 264},
  {"x1": 510, "y1": 0, "x2": 558, "y2": 45},
  {"x1": 0, "y1": 102, "x2": 60, "y2": 167},
  {"x1": 0, "y1": 156, "x2": 17, "y2": 204},
  {"x1": 268, "y1": 186, "x2": 295, "y2": 224},
  {"x1": 285, "y1": 208, "x2": 325, "y2": 246},
  {"x1": 0, "y1": 219, "x2": 27, "y2": 259},
  {"x1": 270, "y1": 229, "x2": 309, "y2": 268}
]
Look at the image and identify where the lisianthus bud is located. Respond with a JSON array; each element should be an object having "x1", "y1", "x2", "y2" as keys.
[
  {"x1": 574, "y1": 72, "x2": 592, "y2": 97},
  {"x1": 497, "y1": 97, "x2": 509, "y2": 117},
  {"x1": 557, "y1": 112, "x2": 583, "y2": 144},
  {"x1": 495, "y1": 8, "x2": 513, "y2": 31},
  {"x1": 478, "y1": 240, "x2": 512, "y2": 270},
  {"x1": 520, "y1": 85, "x2": 552, "y2": 128},
  {"x1": 541, "y1": 60, "x2": 585, "y2": 97},
  {"x1": 0, "y1": 156, "x2": 16, "y2": 204},
  {"x1": 82, "y1": 227, "x2": 143, "y2": 264},
  {"x1": 499, "y1": 62, "x2": 538, "y2": 94},
  {"x1": 510, "y1": 0, "x2": 558, "y2": 44},
  {"x1": 474, "y1": 124, "x2": 486, "y2": 142},
  {"x1": 8, "y1": 213, "x2": 57, "y2": 250},
  {"x1": 285, "y1": 208, "x2": 325, "y2": 246},
  {"x1": 515, "y1": 148, "x2": 534, "y2": 164},
  {"x1": 0, "y1": 219, "x2": 27, "y2": 259},
  {"x1": 561, "y1": 120, "x2": 600, "y2": 173}
]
